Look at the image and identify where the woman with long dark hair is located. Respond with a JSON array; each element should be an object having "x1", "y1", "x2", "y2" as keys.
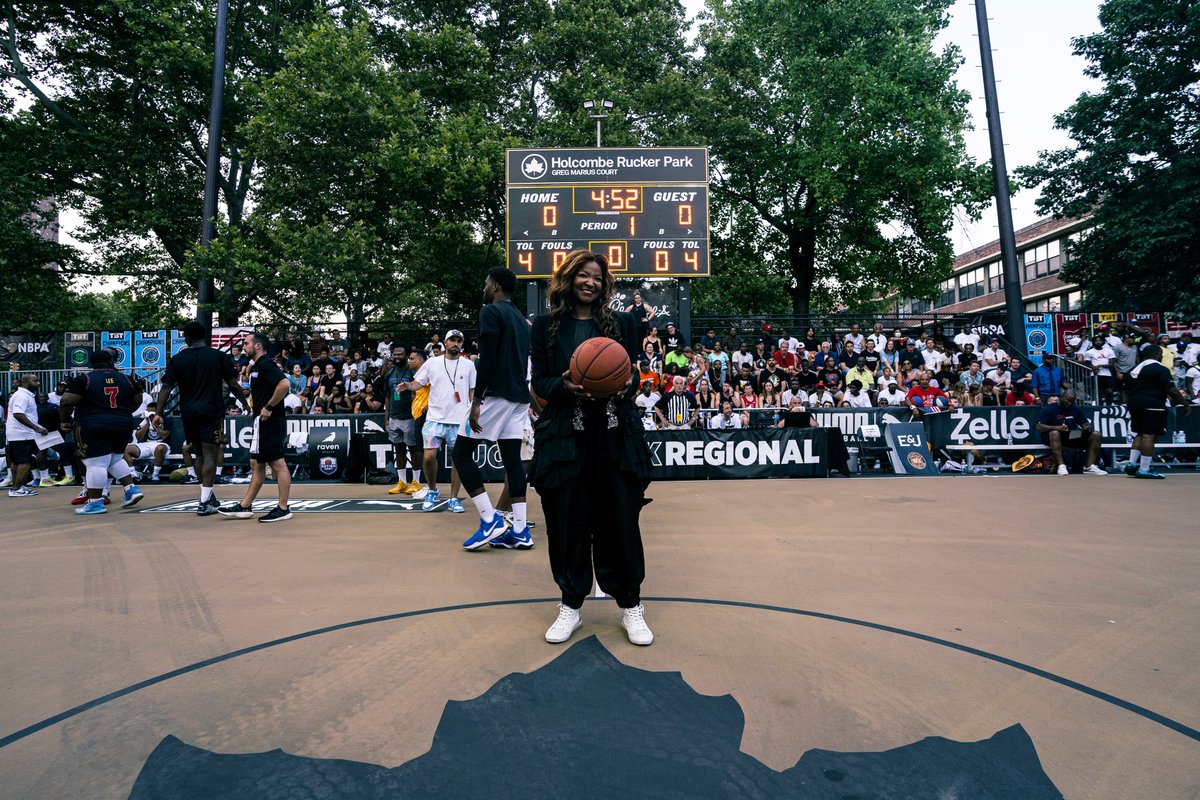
[{"x1": 530, "y1": 250, "x2": 654, "y2": 646}]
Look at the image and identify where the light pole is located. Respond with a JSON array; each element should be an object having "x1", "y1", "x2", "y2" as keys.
[
  {"x1": 196, "y1": 0, "x2": 229, "y2": 327},
  {"x1": 582, "y1": 99, "x2": 614, "y2": 147}
]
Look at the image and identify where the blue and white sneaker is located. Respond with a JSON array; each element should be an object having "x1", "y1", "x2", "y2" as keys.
[
  {"x1": 75, "y1": 499, "x2": 107, "y2": 515},
  {"x1": 489, "y1": 530, "x2": 516, "y2": 549},
  {"x1": 121, "y1": 485, "x2": 145, "y2": 508},
  {"x1": 421, "y1": 488, "x2": 440, "y2": 511},
  {"x1": 508, "y1": 526, "x2": 533, "y2": 549},
  {"x1": 447, "y1": 498, "x2": 465, "y2": 513},
  {"x1": 1135, "y1": 469, "x2": 1165, "y2": 480},
  {"x1": 462, "y1": 513, "x2": 508, "y2": 550}
]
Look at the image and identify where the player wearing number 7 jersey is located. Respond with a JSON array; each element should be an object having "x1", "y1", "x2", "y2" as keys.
[{"x1": 58, "y1": 349, "x2": 146, "y2": 515}]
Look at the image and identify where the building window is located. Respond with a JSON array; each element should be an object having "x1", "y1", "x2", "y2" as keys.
[
  {"x1": 1022, "y1": 239, "x2": 1062, "y2": 281},
  {"x1": 986, "y1": 261, "x2": 1003, "y2": 294},
  {"x1": 910, "y1": 299, "x2": 930, "y2": 314},
  {"x1": 936, "y1": 278, "x2": 957, "y2": 308},
  {"x1": 1067, "y1": 291, "x2": 1082, "y2": 311},
  {"x1": 959, "y1": 266, "x2": 985, "y2": 300}
]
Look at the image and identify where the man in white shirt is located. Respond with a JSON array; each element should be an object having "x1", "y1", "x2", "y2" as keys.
[
  {"x1": 401, "y1": 329, "x2": 476, "y2": 510},
  {"x1": 876, "y1": 381, "x2": 906, "y2": 406},
  {"x1": 981, "y1": 339, "x2": 1008, "y2": 369},
  {"x1": 953, "y1": 325, "x2": 981, "y2": 353},
  {"x1": 708, "y1": 400, "x2": 744, "y2": 429},
  {"x1": 867, "y1": 323, "x2": 888, "y2": 352},
  {"x1": 730, "y1": 342, "x2": 755, "y2": 373},
  {"x1": 844, "y1": 323, "x2": 865, "y2": 354},
  {"x1": 920, "y1": 341, "x2": 948, "y2": 371},
  {"x1": 5, "y1": 374, "x2": 46, "y2": 496},
  {"x1": 634, "y1": 381, "x2": 661, "y2": 430},
  {"x1": 376, "y1": 334, "x2": 394, "y2": 360},
  {"x1": 776, "y1": 330, "x2": 801, "y2": 355},
  {"x1": 1085, "y1": 334, "x2": 1117, "y2": 402},
  {"x1": 844, "y1": 380, "x2": 873, "y2": 408},
  {"x1": 985, "y1": 362, "x2": 1013, "y2": 393}
]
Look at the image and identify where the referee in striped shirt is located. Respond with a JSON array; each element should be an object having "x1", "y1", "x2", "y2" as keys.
[{"x1": 654, "y1": 376, "x2": 699, "y2": 429}]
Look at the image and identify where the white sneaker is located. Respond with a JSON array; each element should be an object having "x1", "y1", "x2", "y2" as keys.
[
  {"x1": 621, "y1": 604, "x2": 654, "y2": 646},
  {"x1": 1082, "y1": 464, "x2": 1107, "y2": 476},
  {"x1": 545, "y1": 603, "x2": 582, "y2": 644},
  {"x1": 411, "y1": 487, "x2": 429, "y2": 501},
  {"x1": 1056, "y1": 464, "x2": 1069, "y2": 476}
]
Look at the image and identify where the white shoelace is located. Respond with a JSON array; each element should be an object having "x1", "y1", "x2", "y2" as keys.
[
  {"x1": 552, "y1": 604, "x2": 577, "y2": 628},
  {"x1": 624, "y1": 605, "x2": 648, "y2": 630}
]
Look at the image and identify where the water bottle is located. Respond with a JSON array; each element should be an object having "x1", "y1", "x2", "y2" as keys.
[{"x1": 1173, "y1": 430, "x2": 1186, "y2": 445}]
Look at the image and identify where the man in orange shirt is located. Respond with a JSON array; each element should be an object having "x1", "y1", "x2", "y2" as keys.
[{"x1": 638, "y1": 359, "x2": 661, "y2": 393}]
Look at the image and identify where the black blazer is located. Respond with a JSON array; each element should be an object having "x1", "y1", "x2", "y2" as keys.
[{"x1": 530, "y1": 310, "x2": 640, "y2": 407}]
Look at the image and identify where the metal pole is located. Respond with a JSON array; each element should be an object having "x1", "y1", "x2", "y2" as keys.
[
  {"x1": 974, "y1": 0, "x2": 1025, "y2": 356},
  {"x1": 196, "y1": 0, "x2": 229, "y2": 327},
  {"x1": 596, "y1": 118, "x2": 602, "y2": 148}
]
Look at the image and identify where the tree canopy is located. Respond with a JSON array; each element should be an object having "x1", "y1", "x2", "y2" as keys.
[
  {"x1": 2, "y1": 0, "x2": 995, "y2": 328},
  {"x1": 1018, "y1": 0, "x2": 1200, "y2": 316}
]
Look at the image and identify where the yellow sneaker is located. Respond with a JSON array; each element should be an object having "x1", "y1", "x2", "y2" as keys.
[
  {"x1": 404, "y1": 481, "x2": 422, "y2": 494},
  {"x1": 387, "y1": 480, "x2": 407, "y2": 495}
]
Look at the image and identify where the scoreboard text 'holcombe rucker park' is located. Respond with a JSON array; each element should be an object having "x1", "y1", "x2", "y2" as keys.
[{"x1": 505, "y1": 147, "x2": 710, "y2": 278}]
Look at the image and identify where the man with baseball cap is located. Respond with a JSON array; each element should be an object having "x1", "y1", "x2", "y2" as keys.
[{"x1": 398, "y1": 328, "x2": 476, "y2": 511}]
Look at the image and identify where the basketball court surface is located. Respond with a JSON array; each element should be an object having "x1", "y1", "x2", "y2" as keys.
[{"x1": 1, "y1": 475, "x2": 1198, "y2": 798}]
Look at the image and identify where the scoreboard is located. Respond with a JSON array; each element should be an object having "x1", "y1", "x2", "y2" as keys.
[{"x1": 505, "y1": 147, "x2": 709, "y2": 278}]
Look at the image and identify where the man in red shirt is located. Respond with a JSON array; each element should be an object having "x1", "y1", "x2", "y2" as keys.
[
  {"x1": 1005, "y1": 385, "x2": 1036, "y2": 406},
  {"x1": 772, "y1": 341, "x2": 799, "y2": 375},
  {"x1": 906, "y1": 374, "x2": 948, "y2": 416}
]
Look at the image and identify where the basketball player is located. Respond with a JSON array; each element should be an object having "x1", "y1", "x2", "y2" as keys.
[
  {"x1": 218, "y1": 332, "x2": 293, "y2": 522},
  {"x1": 124, "y1": 403, "x2": 171, "y2": 482},
  {"x1": 529, "y1": 250, "x2": 654, "y2": 646},
  {"x1": 399, "y1": 330, "x2": 475, "y2": 512},
  {"x1": 1125, "y1": 344, "x2": 1192, "y2": 479},
  {"x1": 453, "y1": 268, "x2": 532, "y2": 550},
  {"x1": 58, "y1": 350, "x2": 145, "y2": 515},
  {"x1": 157, "y1": 322, "x2": 247, "y2": 515}
]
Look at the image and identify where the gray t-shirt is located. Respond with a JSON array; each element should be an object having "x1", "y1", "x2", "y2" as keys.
[{"x1": 1111, "y1": 340, "x2": 1138, "y2": 374}]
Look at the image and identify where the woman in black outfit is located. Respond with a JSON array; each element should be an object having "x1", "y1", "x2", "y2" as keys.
[{"x1": 530, "y1": 250, "x2": 654, "y2": 646}]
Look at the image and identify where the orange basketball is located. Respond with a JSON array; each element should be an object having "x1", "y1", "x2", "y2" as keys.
[{"x1": 569, "y1": 337, "x2": 631, "y2": 396}]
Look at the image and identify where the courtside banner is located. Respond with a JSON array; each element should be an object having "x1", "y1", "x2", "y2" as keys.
[
  {"x1": 163, "y1": 414, "x2": 388, "y2": 467},
  {"x1": 644, "y1": 428, "x2": 828, "y2": 479},
  {"x1": 922, "y1": 405, "x2": 1198, "y2": 449}
]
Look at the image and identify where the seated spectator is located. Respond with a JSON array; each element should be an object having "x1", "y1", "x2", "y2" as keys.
[
  {"x1": 985, "y1": 361, "x2": 1013, "y2": 393},
  {"x1": 284, "y1": 387, "x2": 305, "y2": 413},
  {"x1": 981, "y1": 338, "x2": 1008, "y2": 369},
  {"x1": 844, "y1": 323, "x2": 865, "y2": 354},
  {"x1": 801, "y1": 327, "x2": 820, "y2": 355},
  {"x1": 760, "y1": 382, "x2": 781, "y2": 412},
  {"x1": 694, "y1": 378, "x2": 718, "y2": 413},
  {"x1": 699, "y1": 328, "x2": 720, "y2": 352},
  {"x1": 732, "y1": 363, "x2": 756, "y2": 394},
  {"x1": 354, "y1": 383, "x2": 384, "y2": 414},
  {"x1": 843, "y1": 380, "x2": 873, "y2": 408},
  {"x1": 877, "y1": 381, "x2": 906, "y2": 406},
  {"x1": 901, "y1": 338, "x2": 922, "y2": 367},
  {"x1": 1005, "y1": 384, "x2": 1036, "y2": 405},
  {"x1": 1036, "y1": 391, "x2": 1105, "y2": 475},
  {"x1": 327, "y1": 383, "x2": 352, "y2": 414},
  {"x1": 808, "y1": 382, "x2": 836, "y2": 407},
  {"x1": 376, "y1": 333, "x2": 394, "y2": 360},
  {"x1": 954, "y1": 342, "x2": 978, "y2": 368},
  {"x1": 663, "y1": 322, "x2": 682, "y2": 351},
  {"x1": 866, "y1": 323, "x2": 888, "y2": 353},
  {"x1": 758, "y1": 359, "x2": 788, "y2": 395},
  {"x1": 664, "y1": 343, "x2": 689, "y2": 375},
  {"x1": 642, "y1": 344, "x2": 662, "y2": 373},
  {"x1": 879, "y1": 338, "x2": 900, "y2": 371},
  {"x1": 921, "y1": 339, "x2": 949, "y2": 372},
  {"x1": 345, "y1": 368, "x2": 366, "y2": 403},
  {"x1": 861, "y1": 339, "x2": 882, "y2": 374},
  {"x1": 906, "y1": 374, "x2": 947, "y2": 416},
  {"x1": 875, "y1": 365, "x2": 897, "y2": 389},
  {"x1": 638, "y1": 360, "x2": 661, "y2": 393},
  {"x1": 961, "y1": 361, "x2": 984, "y2": 388},
  {"x1": 635, "y1": 381, "x2": 660, "y2": 429},
  {"x1": 817, "y1": 357, "x2": 843, "y2": 397},
  {"x1": 979, "y1": 379, "x2": 1001, "y2": 406},
  {"x1": 1007, "y1": 355, "x2": 1033, "y2": 390},
  {"x1": 424, "y1": 332, "x2": 442, "y2": 356},
  {"x1": 811, "y1": 340, "x2": 835, "y2": 368},
  {"x1": 317, "y1": 363, "x2": 340, "y2": 399},
  {"x1": 687, "y1": 352, "x2": 709, "y2": 390},
  {"x1": 933, "y1": 361, "x2": 959, "y2": 391},
  {"x1": 896, "y1": 358, "x2": 919, "y2": 390},
  {"x1": 288, "y1": 364, "x2": 307, "y2": 394},
  {"x1": 838, "y1": 340, "x2": 858, "y2": 370},
  {"x1": 845, "y1": 358, "x2": 874, "y2": 394},
  {"x1": 719, "y1": 381, "x2": 742, "y2": 410},
  {"x1": 794, "y1": 361, "x2": 818, "y2": 393},
  {"x1": 739, "y1": 382, "x2": 760, "y2": 409},
  {"x1": 730, "y1": 341, "x2": 754, "y2": 373},
  {"x1": 953, "y1": 324, "x2": 981, "y2": 353},
  {"x1": 752, "y1": 340, "x2": 769, "y2": 364},
  {"x1": 709, "y1": 341, "x2": 730, "y2": 386},
  {"x1": 777, "y1": 329, "x2": 801, "y2": 354},
  {"x1": 778, "y1": 396, "x2": 816, "y2": 428},
  {"x1": 773, "y1": 341, "x2": 799, "y2": 373},
  {"x1": 781, "y1": 378, "x2": 806, "y2": 407},
  {"x1": 708, "y1": 399, "x2": 745, "y2": 429},
  {"x1": 655, "y1": 376, "x2": 699, "y2": 429}
]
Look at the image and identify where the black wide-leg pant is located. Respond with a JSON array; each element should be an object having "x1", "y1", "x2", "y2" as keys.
[{"x1": 542, "y1": 424, "x2": 645, "y2": 610}]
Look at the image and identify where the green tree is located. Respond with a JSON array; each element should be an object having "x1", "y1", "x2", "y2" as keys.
[
  {"x1": 1017, "y1": 0, "x2": 1200, "y2": 316},
  {"x1": 689, "y1": 0, "x2": 992, "y2": 314}
]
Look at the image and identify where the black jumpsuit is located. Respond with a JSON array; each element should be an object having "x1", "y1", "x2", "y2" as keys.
[{"x1": 529, "y1": 311, "x2": 652, "y2": 610}]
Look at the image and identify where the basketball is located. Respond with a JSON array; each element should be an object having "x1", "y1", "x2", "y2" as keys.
[{"x1": 569, "y1": 337, "x2": 631, "y2": 396}]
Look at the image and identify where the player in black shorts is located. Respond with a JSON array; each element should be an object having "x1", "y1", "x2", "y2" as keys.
[
  {"x1": 58, "y1": 350, "x2": 146, "y2": 515},
  {"x1": 157, "y1": 321, "x2": 248, "y2": 516},
  {"x1": 1125, "y1": 344, "x2": 1192, "y2": 479},
  {"x1": 220, "y1": 332, "x2": 293, "y2": 522}
]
